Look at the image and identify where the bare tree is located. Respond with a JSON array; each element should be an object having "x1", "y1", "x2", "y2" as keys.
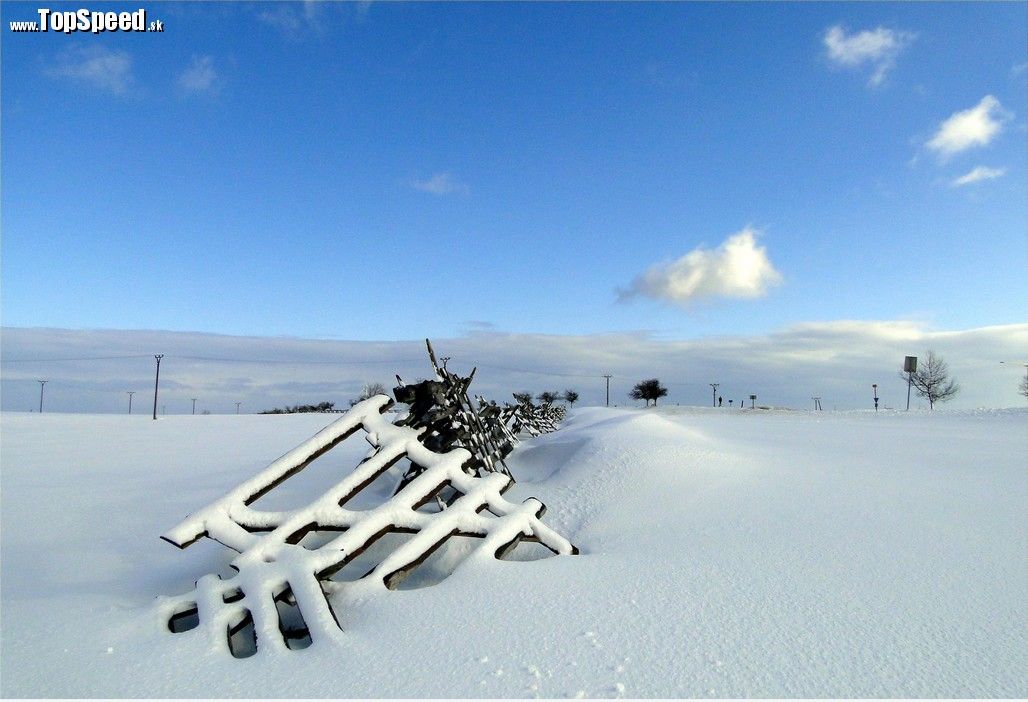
[
  {"x1": 350, "y1": 382, "x2": 388, "y2": 406},
  {"x1": 629, "y1": 378, "x2": 668, "y2": 407},
  {"x1": 512, "y1": 391, "x2": 534, "y2": 406},
  {"x1": 905, "y1": 350, "x2": 959, "y2": 409},
  {"x1": 563, "y1": 389, "x2": 579, "y2": 408},
  {"x1": 537, "y1": 391, "x2": 559, "y2": 406}
]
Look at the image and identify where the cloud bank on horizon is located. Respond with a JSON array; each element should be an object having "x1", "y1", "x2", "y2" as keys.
[{"x1": 2, "y1": 323, "x2": 1025, "y2": 415}]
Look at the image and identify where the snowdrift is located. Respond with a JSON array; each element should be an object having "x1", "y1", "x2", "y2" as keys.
[{"x1": 1, "y1": 406, "x2": 1025, "y2": 697}]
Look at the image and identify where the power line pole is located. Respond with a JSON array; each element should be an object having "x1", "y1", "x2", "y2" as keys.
[
  {"x1": 152, "y1": 354, "x2": 164, "y2": 420},
  {"x1": 603, "y1": 374, "x2": 612, "y2": 407},
  {"x1": 191, "y1": 398, "x2": 197, "y2": 415},
  {"x1": 710, "y1": 383, "x2": 720, "y2": 407},
  {"x1": 127, "y1": 391, "x2": 135, "y2": 414},
  {"x1": 37, "y1": 379, "x2": 47, "y2": 413},
  {"x1": 235, "y1": 402, "x2": 241, "y2": 414},
  {"x1": 812, "y1": 396, "x2": 822, "y2": 411}
]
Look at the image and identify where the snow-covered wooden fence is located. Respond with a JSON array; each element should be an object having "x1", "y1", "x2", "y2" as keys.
[{"x1": 158, "y1": 340, "x2": 575, "y2": 658}]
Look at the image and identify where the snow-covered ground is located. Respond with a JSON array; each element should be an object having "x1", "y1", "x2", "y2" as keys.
[{"x1": 1, "y1": 406, "x2": 1025, "y2": 697}]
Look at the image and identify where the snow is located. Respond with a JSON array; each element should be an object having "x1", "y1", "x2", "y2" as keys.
[{"x1": 1, "y1": 406, "x2": 1025, "y2": 697}]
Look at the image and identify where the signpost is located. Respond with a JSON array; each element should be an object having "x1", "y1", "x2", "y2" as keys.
[{"x1": 903, "y1": 356, "x2": 917, "y2": 411}]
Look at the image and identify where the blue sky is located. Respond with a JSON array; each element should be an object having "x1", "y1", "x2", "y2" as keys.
[{"x1": 2, "y1": 1, "x2": 1026, "y2": 344}]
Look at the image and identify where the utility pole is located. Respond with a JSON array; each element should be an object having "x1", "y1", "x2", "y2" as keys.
[
  {"x1": 812, "y1": 396, "x2": 822, "y2": 411},
  {"x1": 37, "y1": 379, "x2": 47, "y2": 413},
  {"x1": 235, "y1": 402, "x2": 242, "y2": 414},
  {"x1": 191, "y1": 398, "x2": 197, "y2": 415},
  {"x1": 603, "y1": 374, "x2": 612, "y2": 407},
  {"x1": 152, "y1": 354, "x2": 164, "y2": 420},
  {"x1": 710, "y1": 383, "x2": 720, "y2": 407},
  {"x1": 127, "y1": 391, "x2": 135, "y2": 414},
  {"x1": 872, "y1": 384, "x2": 879, "y2": 412}
]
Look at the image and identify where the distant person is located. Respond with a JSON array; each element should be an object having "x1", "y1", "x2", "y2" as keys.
[
  {"x1": 728, "y1": 399, "x2": 733, "y2": 407},
  {"x1": 718, "y1": 396, "x2": 723, "y2": 407}
]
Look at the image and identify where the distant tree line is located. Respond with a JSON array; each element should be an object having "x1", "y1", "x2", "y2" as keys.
[
  {"x1": 619, "y1": 350, "x2": 966, "y2": 411},
  {"x1": 261, "y1": 401, "x2": 336, "y2": 414},
  {"x1": 258, "y1": 348, "x2": 985, "y2": 418},
  {"x1": 513, "y1": 389, "x2": 580, "y2": 408}
]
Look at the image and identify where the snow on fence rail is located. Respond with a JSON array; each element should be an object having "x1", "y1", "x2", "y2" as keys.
[{"x1": 158, "y1": 340, "x2": 576, "y2": 658}]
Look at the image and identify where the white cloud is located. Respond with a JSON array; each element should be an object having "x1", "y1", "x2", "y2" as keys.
[
  {"x1": 926, "y1": 95, "x2": 1009, "y2": 157},
  {"x1": 355, "y1": 1, "x2": 373, "y2": 19},
  {"x1": 177, "y1": 56, "x2": 218, "y2": 94},
  {"x1": 411, "y1": 173, "x2": 469, "y2": 196},
  {"x1": 823, "y1": 25, "x2": 914, "y2": 87},
  {"x1": 2, "y1": 322, "x2": 1025, "y2": 412},
  {"x1": 620, "y1": 228, "x2": 782, "y2": 306},
  {"x1": 951, "y1": 166, "x2": 1006, "y2": 187},
  {"x1": 257, "y1": 1, "x2": 322, "y2": 37},
  {"x1": 258, "y1": 6, "x2": 304, "y2": 34},
  {"x1": 46, "y1": 46, "x2": 132, "y2": 95}
]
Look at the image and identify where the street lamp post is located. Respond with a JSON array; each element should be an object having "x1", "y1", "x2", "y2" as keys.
[
  {"x1": 127, "y1": 391, "x2": 135, "y2": 414},
  {"x1": 37, "y1": 380, "x2": 47, "y2": 413},
  {"x1": 872, "y1": 384, "x2": 879, "y2": 412}
]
